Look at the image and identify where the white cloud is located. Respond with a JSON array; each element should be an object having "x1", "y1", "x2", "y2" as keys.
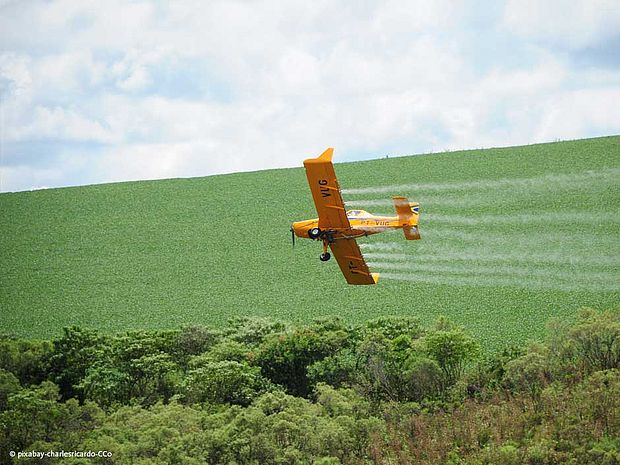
[
  {"x1": 535, "y1": 88, "x2": 620, "y2": 141},
  {"x1": 12, "y1": 106, "x2": 113, "y2": 142},
  {"x1": 1, "y1": 163, "x2": 67, "y2": 192},
  {"x1": 502, "y1": 0, "x2": 620, "y2": 50},
  {"x1": 95, "y1": 143, "x2": 192, "y2": 182},
  {"x1": 0, "y1": 53, "x2": 32, "y2": 97},
  {"x1": 1, "y1": 0, "x2": 619, "y2": 192},
  {"x1": 478, "y1": 58, "x2": 567, "y2": 97}
]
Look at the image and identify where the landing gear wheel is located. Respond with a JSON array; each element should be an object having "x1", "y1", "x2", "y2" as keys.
[
  {"x1": 308, "y1": 227, "x2": 321, "y2": 239},
  {"x1": 320, "y1": 252, "x2": 331, "y2": 262}
]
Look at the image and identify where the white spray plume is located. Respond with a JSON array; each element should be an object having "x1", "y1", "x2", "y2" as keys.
[
  {"x1": 364, "y1": 251, "x2": 620, "y2": 267},
  {"x1": 342, "y1": 167, "x2": 620, "y2": 195},
  {"x1": 379, "y1": 272, "x2": 619, "y2": 292},
  {"x1": 367, "y1": 261, "x2": 616, "y2": 283},
  {"x1": 424, "y1": 212, "x2": 620, "y2": 225},
  {"x1": 359, "y1": 242, "x2": 403, "y2": 252}
]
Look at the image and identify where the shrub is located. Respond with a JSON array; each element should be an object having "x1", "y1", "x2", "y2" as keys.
[
  {"x1": 0, "y1": 369, "x2": 21, "y2": 411},
  {"x1": 127, "y1": 352, "x2": 180, "y2": 405},
  {"x1": 0, "y1": 336, "x2": 52, "y2": 386},
  {"x1": 199, "y1": 340, "x2": 253, "y2": 363},
  {"x1": 425, "y1": 329, "x2": 480, "y2": 389},
  {"x1": 403, "y1": 354, "x2": 443, "y2": 401},
  {"x1": 307, "y1": 349, "x2": 357, "y2": 388},
  {"x1": 361, "y1": 316, "x2": 423, "y2": 341},
  {"x1": 256, "y1": 327, "x2": 350, "y2": 397},
  {"x1": 79, "y1": 363, "x2": 132, "y2": 408},
  {"x1": 175, "y1": 325, "x2": 221, "y2": 360},
  {"x1": 226, "y1": 317, "x2": 286, "y2": 346},
  {"x1": 47, "y1": 327, "x2": 108, "y2": 400},
  {"x1": 0, "y1": 381, "x2": 102, "y2": 453},
  {"x1": 550, "y1": 309, "x2": 620, "y2": 381},
  {"x1": 503, "y1": 345, "x2": 552, "y2": 409},
  {"x1": 182, "y1": 360, "x2": 274, "y2": 405}
]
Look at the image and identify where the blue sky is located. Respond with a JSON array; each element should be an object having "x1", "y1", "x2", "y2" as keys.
[{"x1": 1, "y1": 0, "x2": 619, "y2": 192}]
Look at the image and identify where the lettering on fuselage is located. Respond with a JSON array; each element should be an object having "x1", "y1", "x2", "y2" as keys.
[
  {"x1": 318, "y1": 179, "x2": 331, "y2": 198},
  {"x1": 359, "y1": 220, "x2": 390, "y2": 226}
]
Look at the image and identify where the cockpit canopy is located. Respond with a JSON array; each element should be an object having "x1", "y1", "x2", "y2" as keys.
[{"x1": 346, "y1": 209, "x2": 372, "y2": 219}]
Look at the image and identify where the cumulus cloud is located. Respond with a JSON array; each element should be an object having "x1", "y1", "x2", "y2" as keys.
[
  {"x1": 0, "y1": 0, "x2": 619, "y2": 192},
  {"x1": 502, "y1": 0, "x2": 620, "y2": 50}
]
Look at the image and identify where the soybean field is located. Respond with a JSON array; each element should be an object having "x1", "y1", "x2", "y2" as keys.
[{"x1": 1, "y1": 136, "x2": 619, "y2": 349}]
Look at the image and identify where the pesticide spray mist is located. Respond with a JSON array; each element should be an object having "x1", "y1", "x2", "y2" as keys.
[
  {"x1": 342, "y1": 167, "x2": 620, "y2": 195},
  {"x1": 348, "y1": 165, "x2": 620, "y2": 292},
  {"x1": 377, "y1": 272, "x2": 619, "y2": 292}
]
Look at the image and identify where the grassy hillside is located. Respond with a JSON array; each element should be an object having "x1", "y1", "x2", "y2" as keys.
[{"x1": 1, "y1": 136, "x2": 619, "y2": 348}]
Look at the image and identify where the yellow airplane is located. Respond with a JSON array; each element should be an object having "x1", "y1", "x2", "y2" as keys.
[{"x1": 291, "y1": 148, "x2": 421, "y2": 285}]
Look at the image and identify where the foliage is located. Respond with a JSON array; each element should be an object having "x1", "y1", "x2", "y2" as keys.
[
  {"x1": 47, "y1": 327, "x2": 108, "y2": 401},
  {"x1": 63, "y1": 390, "x2": 382, "y2": 465},
  {"x1": 503, "y1": 344, "x2": 551, "y2": 409},
  {"x1": 402, "y1": 354, "x2": 443, "y2": 401},
  {"x1": 424, "y1": 329, "x2": 480, "y2": 387},
  {"x1": 256, "y1": 322, "x2": 352, "y2": 397},
  {"x1": 0, "y1": 337, "x2": 52, "y2": 386},
  {"x1": 360, "y1": 316, "x2": 423, "y2": 341},
  {"x1": 470, "y1": 345, "x2": 525, "y2": 394},
  {"x1": 548, "y1": 308, "x2": 620, "y2": 382},
  {"x1": 0, "y1": 381, "x2": 102, "y2": 457},
  {"x1": 78, "y1": 362, "x2": 132, "y2": 408},
  {"x1": 182, "y1": 360, "x2": 275, "y2": 406},
  {"x1": 175, "y1": 325, "x2": 222, "y2": 361},
  {"x1": 0, "y1": 370, "x2": 21, "y2": 412},
  {"x1": 225, "y1": 317, "x2": 287, "y2": 346},
  {"x1": 198, "y1": 339, "x2": 253, "y2": 363},
  {"x1": 0, "y1": 310, "x2": 619, "y2": 464},
  {"x1": 307, "y1": 349, "x2": 358, "y2": 388}
]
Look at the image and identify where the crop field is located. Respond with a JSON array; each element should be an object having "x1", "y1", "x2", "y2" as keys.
[{"x1": 1, "y1": 136, "x2": 619, "y2": 349}]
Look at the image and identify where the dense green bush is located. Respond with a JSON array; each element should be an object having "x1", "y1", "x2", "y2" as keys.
[
  {"x1": 256, "y1": 319, "x2": 352, "y2": 397},
  {"x1": 0, "y1": 337, "x2": 52, "y2": 387},
  {"x1": 503, "y1": 344, "x2": 552, "y2": 409},
  {"x1": 182, "y1": 360, "x2": 275, "y2": 405},
  {"x1": 1, "y1": 309, "x2": 618, "y2": 464},
  {"x1": 0, "y1": 370, "x2": 20, "y2": 412},
  {"x1": 0, "y1": 381, "x2": 102, "y2": 457},
  {"x1": 175, "y1": 325, "x2": 221, "y2": 361},
  {"x1": 47, "y1": 327, "x2": 108, "y2": 401},
  {"x1": 548, "y1": 309, "x2": 620, "y2": 382},
  {"x1": 425, "y1": 329, "x2": 480, "y2": 388},
  {"x1": 225, "y1": 316, "x2": 287, "y2": 346}
]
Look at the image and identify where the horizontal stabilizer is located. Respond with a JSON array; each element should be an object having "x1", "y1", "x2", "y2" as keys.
[{"x1": 403, "y1": 226, "x2": 420, "y2": 240}]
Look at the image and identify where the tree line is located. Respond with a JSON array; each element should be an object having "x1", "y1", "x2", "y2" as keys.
[{"x1": 1, "y1": 308, "x2": 619, "y2": 464}]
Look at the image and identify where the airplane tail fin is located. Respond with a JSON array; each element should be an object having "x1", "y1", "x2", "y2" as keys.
[{"x1": 393, "y1": 196, "x2": 421, "y2": 240}]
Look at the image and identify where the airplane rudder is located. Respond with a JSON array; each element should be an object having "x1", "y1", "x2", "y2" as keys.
[{"x1": 393, "y1": 196, "x2": 412, "y2": 219}]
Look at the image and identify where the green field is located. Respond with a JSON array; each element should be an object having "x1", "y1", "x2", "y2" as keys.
[{"x1": 1, "y1": 136, "x2": 619, "y2": 348}]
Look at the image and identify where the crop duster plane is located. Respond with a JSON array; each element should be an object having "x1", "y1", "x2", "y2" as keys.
[{"x1": 291, "y1": 148, "x2": 421, "y2": 285}]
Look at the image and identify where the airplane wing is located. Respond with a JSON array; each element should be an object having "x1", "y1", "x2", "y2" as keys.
[
  {"x1": 303, "y1": 148, "x2": 378, "y2": 285},
  {"x1": 303, "y1": 148, "x2": 350, "y2": 229},
  {"x1": 330, "y1": 239, "x2": 380, "y2": 285}
]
